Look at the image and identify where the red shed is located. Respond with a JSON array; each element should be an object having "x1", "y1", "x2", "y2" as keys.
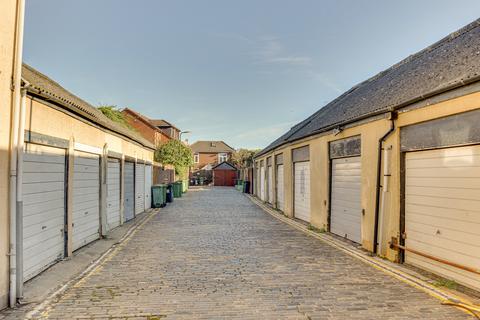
[{"x1": 212, "y1": 162, "x2": 237, "y2": 186}]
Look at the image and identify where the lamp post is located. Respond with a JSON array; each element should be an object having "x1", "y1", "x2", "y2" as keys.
[{"x1": 180, "y1": 130, "x2": 191, "y2": 141}]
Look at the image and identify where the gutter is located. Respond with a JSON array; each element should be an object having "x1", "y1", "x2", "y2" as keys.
[{"x1": 9, "y1": 0, "x2": 26, "y2": 308}]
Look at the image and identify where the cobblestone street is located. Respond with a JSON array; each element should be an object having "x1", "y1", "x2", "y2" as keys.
[{"x1": 9, "y1": 187, "x2": 472, "y2": 319}]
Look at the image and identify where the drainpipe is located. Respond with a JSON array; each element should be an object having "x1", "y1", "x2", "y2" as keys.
[
  {"x1": 373, "y1": 112, "x2": 396, "y2": 255},
  {"x1": 9, "y1": 0, "x2": 26, "y2": 308},
  {"x1": 15, "y1": 85, "x2": 29, "y2": 300}
]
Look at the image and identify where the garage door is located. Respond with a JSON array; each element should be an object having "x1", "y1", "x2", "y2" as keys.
[
  {"x1": 135, "y1": 163, "x2": 145, "y2": 215},
  {"x1": 276, "y1": 164, "x2": 284, "y2": 211},
  {"x1": 72, "y1": 151, "x2": 100, "y2": 251},
  {"x1": 267, "y1": 166, "x2": 273, "y2": 204},
  {"x1": 260, "y1": 166, "x2": 265, "y2": 201},
  {"x1": 124, "y1": 162, "x2": 135, "y2": 221},
  {"x1": 22, "y1": 143, "x2": 66, "y2": 281},
  {"x1": 144, "y1": 164, "x2": 152, "y2": 210},
  {"x1": 294, "y1": 161, "x2": 310, "y2": 222},
  {"x1": 330, "y1": 156, "x2": 362, "y2": 243},
  {"x1": 106, "y1": 159, "x2": 121, "y2": 231},
  {"x1": 405, "y1": 146, "x2": 480, "y2": 291}
]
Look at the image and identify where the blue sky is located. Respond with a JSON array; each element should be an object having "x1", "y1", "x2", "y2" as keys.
[{"x1": 24, "y1": 1, "x2": 480, "y2": 149}]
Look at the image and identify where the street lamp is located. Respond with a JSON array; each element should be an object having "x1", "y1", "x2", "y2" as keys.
[{"x1": 180, "y1": 130, "x2": 191, "y2": 141}]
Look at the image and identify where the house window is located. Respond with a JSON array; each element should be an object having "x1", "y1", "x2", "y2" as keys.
[
  {"x1": 218, "y1": 153, "x2": 228, "y2": 163},
  {"x1": 194, "y1": 153, "x2": 199, "y2": 164}
]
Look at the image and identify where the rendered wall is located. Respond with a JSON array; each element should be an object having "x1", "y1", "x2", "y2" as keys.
[{"x1": 0, "y1": 0, "x2": 18, "y2": 309}]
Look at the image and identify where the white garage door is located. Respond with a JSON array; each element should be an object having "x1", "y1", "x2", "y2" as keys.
[
  {"x1": 124, "y1": 162, "x2": 135, "y2": 221},
  {"x1": 294, "y1": 161, "x2": 310, "y2": 222},
  {"x1": 135, "y1": 163, "x2": 145, "y2": 215},
  {"x1": 330, "y1": 156, "x2": 362, "y2": 243},
  {"x1": 260, "y1": 166, "x2": 266, "y2": 201},
  {"x1": 144, "y1": 164, "x2": 152, "y2": 210},
  {"x1": 405, "y1": 146, "x2": 480, "y2": 291},
  {"x1": 268, "y1": 166, "x2": 273, "y2": 204},
  {"x1": 106, "y1": 159, "x2": 121, "y2": 231},
  {"x1": 72, "y1": 151, "x2": 100, "y2": 251},
  {"x1": 22, "y1": 143, "x2": 66, "y2": 281},
  {"x1": 276, "y1": 164, "x2": 285, "y2": 211}
]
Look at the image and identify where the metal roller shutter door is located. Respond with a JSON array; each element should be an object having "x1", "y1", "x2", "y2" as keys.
[
  {"x1": 144, "y1": 165, "x2": 152, "y2": 210},
  {"x1": 268, "y1": 166, "x2": 273, "y2": 204},
  {"x1": 22, "y1": 143, "x2": 66, "y2": 281},
  {"x1": 294, "y1": 161, "x2": 311, "y2": 222},
  {"x1": 405, "y1": 146, "x2": 480, "y2": 291},
  {"x1": 260, "y1": 166, "x2": 265, "y2": 201},
  {"x1": 124, "y1": 162, "x2": 135, "y2": 221},
  {"x1": 330, "y1": 156, "x2": 362, "y2": 243},
  {"x1": 276, "y1": 164, "x2": 284, "y2": 211},
  {"x1": 106, "y1": 159, "x2": 121, "y2": 231},
  {"x1": 72, "y1": 151, "x2": 100, "y2": 251},
  {"x1": 135, "y1": 163, "x2": 145, "y2": 215}
]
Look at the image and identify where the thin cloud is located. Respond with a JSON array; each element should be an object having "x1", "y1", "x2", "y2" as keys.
[{"x1": 254, "y1": 36, "x2": 312, "y2": 66}]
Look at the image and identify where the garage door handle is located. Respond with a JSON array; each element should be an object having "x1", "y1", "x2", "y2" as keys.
[
  {"x1": 84, "y1": 211, "x2": 89, "y2": 215},
  {"x1": 42, "y1": 226, "x2": 47, "y2": 230}
]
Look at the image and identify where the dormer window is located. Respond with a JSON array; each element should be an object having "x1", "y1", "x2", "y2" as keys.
[{"x1": 211, "y1": 142, "x2": 216, "y2": 147}]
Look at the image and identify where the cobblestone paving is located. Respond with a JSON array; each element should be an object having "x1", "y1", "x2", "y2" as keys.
[{"x1": 5, "y1": 187, "x2": 472, "y2": 319}]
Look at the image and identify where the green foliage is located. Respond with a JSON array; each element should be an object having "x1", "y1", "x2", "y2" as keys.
[
  {"x1": 231, "y1": 148, "x2": 261, "y2": 168},
  {"x1": 307, "y1": 224, "x2": 326, "y2": 233},
  {"x1": 433, "y1": 279, "x2": 458, "y2": 290},
  {"x1": 154, "y1": 140, "x2": 193, "y2": 176},
  {"x1": 98, "y1": 105, "x2": 135, "y2": 130}
]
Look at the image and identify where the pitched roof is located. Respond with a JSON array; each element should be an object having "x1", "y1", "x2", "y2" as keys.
[
  {"x1": 122, "y1": 108, "x2": 170, "y2": 136},
  {"x1": 150, "y1": 119, "x2": 180, "y2": 131},
  {"x1": 190, "y1": 141, "x2": 235, "y2": 153},
  {"x1": 212, "y1": 161, "x2": 237, "y2": 170},
  {"x1": 257, "y1": 18, "x2": 480, "y2": 157},
  {"x1": 22, "y1": 64, "x2": 155, "y2": 150}
]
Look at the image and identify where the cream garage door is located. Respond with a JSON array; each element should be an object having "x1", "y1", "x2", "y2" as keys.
[
  {"x1": 294, "y1": 161, "x2": 310, "y2": 222},
  {"x1": 124, "y1": 162, "x2": 135, "y2": 221},
  {"x1": 276, "y1": 164, "x2": 285, "y2": 211},
  {"x1": 260, "y1": 166, "x2": 266, "y2": 201},
  {"x1": 405, "y1": 146, "x2": 480, "y2": 291},
  {"x1": 268, "y1": 166, "x2": 273, "y2": 204},
  {"x1": 144, "y1": 165, "x2": 153, "y2": 210},
  {"x1": 135, "y1": 163, "x2": 145, "y2": 215},
  {"x1": 331, "y1": 156, "x2": 362, "y2": 243},
  {"x1": 106, "y1": 159, "x2": 121, "y2": 231},
  {"x1": 22, "y1": 143, "x2": 66, "y2": 281},
  {"x1": 72, "y1": 151, "x2": 100, "y2": 251}
]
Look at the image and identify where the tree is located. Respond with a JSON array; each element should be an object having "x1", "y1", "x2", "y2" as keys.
[
  {"x1": 231, "y1": 148, "x2": 261, "y2": 168},
  {"x1": 154, "y1": 139, "x2": 193, "y2": 179},
  {"x1": 97, "y1": 105, "x2": 135, "y2": 131}
]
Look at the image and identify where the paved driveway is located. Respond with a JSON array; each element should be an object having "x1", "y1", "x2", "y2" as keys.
[{"x1": 20, "y1": 187, "x2": 470, "y2": 319}]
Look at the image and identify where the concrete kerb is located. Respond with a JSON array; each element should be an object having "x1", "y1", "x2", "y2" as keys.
[
  {"x1": 24, "y1": 209, "x2": 160, "y2": 319},
  {"x1": 245, "y1": 194, "x2": 480, "y2": 319}
]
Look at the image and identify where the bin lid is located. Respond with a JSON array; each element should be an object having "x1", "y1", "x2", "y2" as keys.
[{"x1": 152, "y1": 184, "x2": 167, "y2": 187}]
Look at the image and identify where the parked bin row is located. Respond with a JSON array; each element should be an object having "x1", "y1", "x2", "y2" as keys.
[{"x1": 151, "y1": 180, "x2": 187, "y2": 208}]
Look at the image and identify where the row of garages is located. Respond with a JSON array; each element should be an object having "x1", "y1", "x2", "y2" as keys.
[
  {"x1": 23, "y1": 144, "x2": 154, "y2": 281},
  {"x1": 253, "y1": 20, "x2": 480, "y2": 293},
  {"x1": 16, "y1": 64, "x2": 156, "y2": 293}
]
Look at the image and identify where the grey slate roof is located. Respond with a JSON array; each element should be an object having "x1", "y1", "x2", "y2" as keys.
[
  {"x1": 212, "y1": 161, "x2": 237, "y2": 170},
  {"x1": 257, "y1": 18, "x2": 480, "y2": 157},
  {"x1": 22, "y1": 64, "x2": 155, "y2": 150},
  {"x1": 190, "y1": 141, "x2": 235, "y2": 153}
]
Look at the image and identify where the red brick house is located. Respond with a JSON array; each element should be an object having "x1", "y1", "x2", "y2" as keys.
[
  {"x1": 149, "y1": 119, "x2": 181, "y2": 140},
  {"x1": 190, "y1": 141, "x2": 235, "y2": 171},
  {"x1": 122, "y1": 108, "x2": 171, "y2": 147}
]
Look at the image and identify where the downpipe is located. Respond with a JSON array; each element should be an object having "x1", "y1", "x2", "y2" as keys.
[
  {"x1": 373, "y1": 112, "x2": 396, "y2": 255},
  {"x1": 9, "y1": 0, "x2": 26, "y2": 307},
  {"x1": 16, "y1": 86, "x2": 29, "y2": 299}
]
